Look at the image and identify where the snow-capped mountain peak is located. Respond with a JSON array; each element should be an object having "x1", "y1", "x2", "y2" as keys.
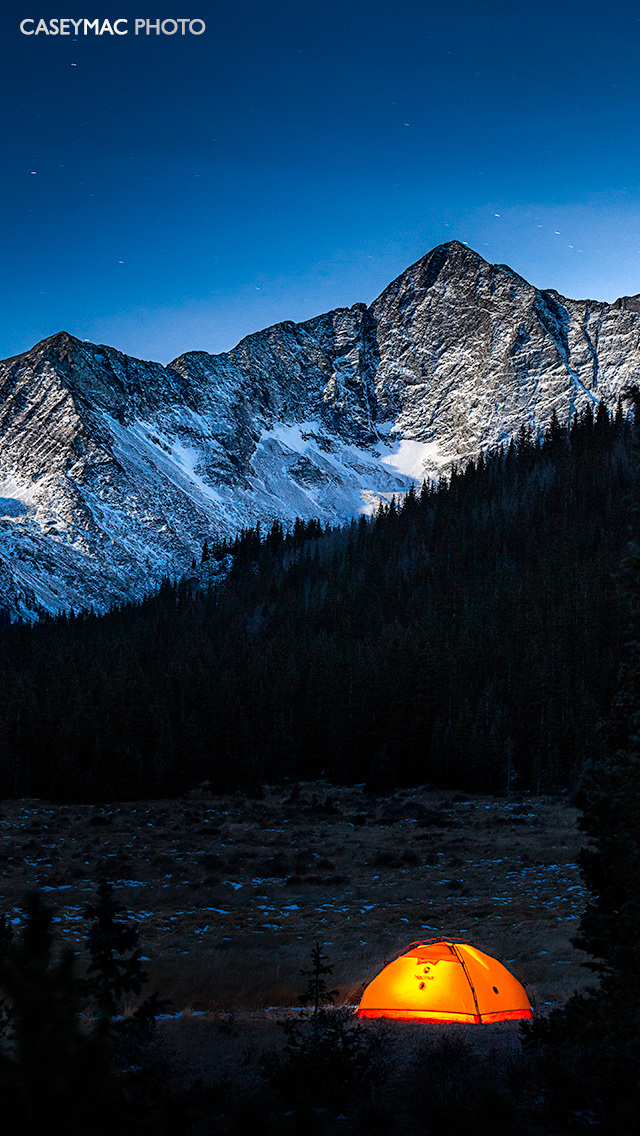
[{"x1": 0, "y1": 242, "x2": 637, "y2": 618}]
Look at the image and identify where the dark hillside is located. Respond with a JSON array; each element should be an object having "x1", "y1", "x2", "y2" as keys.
[{"x1": 0, "y1": 403, "x2": 636, "y2": 801}]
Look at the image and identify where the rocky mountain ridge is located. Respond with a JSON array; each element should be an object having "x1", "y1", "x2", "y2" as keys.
[{"x1": 1, "y1": 240, "x2": 639, "y2": 619}]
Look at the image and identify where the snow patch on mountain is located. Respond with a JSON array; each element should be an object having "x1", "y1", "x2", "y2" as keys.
[{"x1": 379, "y1": 433, "x2": 447, "y2": 481}]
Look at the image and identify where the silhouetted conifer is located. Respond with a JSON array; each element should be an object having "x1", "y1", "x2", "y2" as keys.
[
  {"x1": 522, "y1": 400, "x2": 640, "y2": 1130},
  {"x1": 0, "y1": 892, "x2": 109, "y2": 1135},
  {"x1": 298, "y1": 942, "x2": 339, "y2": 1025},
  {"x1": 85, "y1": 880, "x2": 149, "y2": 1023},
  {"x1": 263, "y1": 943, "x2": 377, "y2": 1115}
]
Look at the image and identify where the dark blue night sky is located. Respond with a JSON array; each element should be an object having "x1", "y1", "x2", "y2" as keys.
[{"x1": 3, "y1": 0, "x2": 640, "y2": 362}]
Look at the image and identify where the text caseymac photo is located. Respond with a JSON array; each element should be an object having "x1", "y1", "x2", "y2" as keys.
[{"x1": 19, "y1": 18, "x2": 206, "y2": 36}]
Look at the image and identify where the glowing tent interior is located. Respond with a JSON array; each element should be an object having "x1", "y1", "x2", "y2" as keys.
[{"x1": 356, "y1": 939, "x2": 534, "y2": 1023}]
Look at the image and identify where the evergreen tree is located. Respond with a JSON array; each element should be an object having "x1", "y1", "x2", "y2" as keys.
[
  {"x1": 84, "y1": 880, "x2": 150, "y2": 1023},
  {"x1": 263, "y1": 943, "x2": 376, "y2": 1115},
  {"x1": 0, "y1": 892, "x2": 109, "y2": 1135},
  {"x1": 522, "y1": 487, "x2": 640, "y2": 1130},
  {"x1": 298, "y1": 941, "x2": 339, "y2": 1031}
]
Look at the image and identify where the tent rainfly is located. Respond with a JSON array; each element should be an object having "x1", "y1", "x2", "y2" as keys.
[{"x1": 356, "y1": 938, "x2": 534, "y2": 1023}]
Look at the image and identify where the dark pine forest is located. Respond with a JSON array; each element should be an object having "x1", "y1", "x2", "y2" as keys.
[{"x1": 0, "y1": 402, "x2": 637, "y2": 802}]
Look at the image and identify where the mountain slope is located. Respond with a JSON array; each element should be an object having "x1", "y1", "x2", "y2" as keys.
[
  {"x1": 1, "y1": 241, "x2": 639, "y2": 618},
  {"x1": 0, "y1": 406, "x2": 634, "y2": 800}
]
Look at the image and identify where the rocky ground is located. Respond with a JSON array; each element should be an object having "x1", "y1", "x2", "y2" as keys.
[{"x1": 0, "y1": 781, "x2": 588, "y2": 1013}]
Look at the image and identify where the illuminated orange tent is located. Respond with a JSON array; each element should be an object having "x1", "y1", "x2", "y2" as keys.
[{"x1": 357, "y1": 938, "x2": 533, "y2": 1023}]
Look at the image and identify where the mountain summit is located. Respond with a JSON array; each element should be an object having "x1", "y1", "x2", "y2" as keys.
[{"x1": 0, "y1": 242, "x2": 638, "y2": 618}]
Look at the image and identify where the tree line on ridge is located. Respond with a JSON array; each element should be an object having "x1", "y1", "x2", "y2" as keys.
[{"x1": 0, "y1": 401, "x2": 636, "y2": 802}]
